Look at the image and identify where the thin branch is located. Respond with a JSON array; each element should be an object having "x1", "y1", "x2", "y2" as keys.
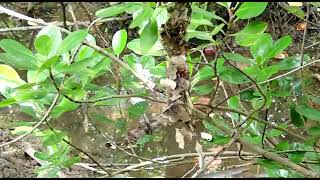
[
  {"x1": 68, "y1": 4, "x2": 78, "y2": 30},
  {"x1": 300, "y1": 3, "x2": 310, "y2": 75},
  {"x1": 191, "y1": 131, "x2": 239, "y2": 178},
  {"x1": 213, "y1": 59, "x2": 320, "y2": 108},
  {"x1": 0, "y1": 94, "x2": 60, "y2": 148}
]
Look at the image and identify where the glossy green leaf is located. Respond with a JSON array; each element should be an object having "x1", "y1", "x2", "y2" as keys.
[
  {"x1": 250, "y1": 33, "x2": 273, "y2": 64},
  {"x1": 35, "y1": 35, "x2": 52, "y2": 56},
  {"x1": 36, "y1": 25, "x2": 62, "y2": 58},
  {"x1": 219, "y1": 66, "x2": 250, "y2": 84},
  {"x1": 90, "y1": 112, "x2": 114, "y2": 125},
  {"x1": 290, "y1": 104, "x2": 304, "y2": 128},
  {"x1": 51, "y1": 98, "x2": 79, "y2": 118},
  {"x1": 282, "y1": 5, "x2": 305, "y2": 18},
  {"x1": 128, "y1": 101, "x2": 149, "y2": 119},
  {"x1": 62, "y1": 157, "x2": 81, "y2": 167},
  {"x1": 0, "y1": 64, "x2": 25, "y2": 96},
  {"x1": 0, "y1": 98, "x2": 16, "y2": 108},
  {"x1": 266, "y1": 36, "x2": 292, "y2": 60},
  {"x1": 58, "y1": 29, "x2": 88, "y2": 55},
  {"x1": 275, "y1": 140, "x2": 289, "y2": 151},
  {"x1": 223, "y1": 52, "x2": 253, "y2": 64},
  {"x1": 130, "y1": 7, "x2": 154, "y2": 28},
  {"x1": 96, "y1": 3, "x2": 129, "y2": 18},
  {"x1": 186, "y1": 30, "x2": 213, "y2": 41},
  {"x1": 0, "y1": 39, "x2": 39, "y2": 70},
  {"x1": 38, "y1": 56, "x2": 60, "y2": 73},
  {"x1": 308, "y1": 126, "x2": 320, "y2": 136},
  {"x1": 276, "y1": 55, "x2": 310, "y2": 71},
  {"x1": 112, "y1": 29, "x2": 127, "y2": 56},
  {"x1": 235, "y1": 21, "x2": 267, "y2": 47},
  {"x1": 191, "y1": 65, "x2": 214, "y2": 87},
  {"x1": 193, "y1": 83, "x2": 214, "y2": 95},
  {"x1": 288, "y1": 152, "x2": 305, "y2": 164},
  {"x1": 257, "y1": 159, "x2": 283, "y2": 169},
  {"x1": 235, "y1": 2, "x2": 268, "y2": 19},
  {"x1": 140, "y1": 20, "x2": 158, "y2": 55},
  {"x1": 43, "y1": 131, "x2": 66, "y2": 146},
  {"x1": 140, "y1": 55, "x2": 155, "y2": 69},
  {"x1": 295, "y1": 104, "x2": 320, "y2": 121},
  {"x1": 127, "y1": 39, "x2": 165, "y2": 56}
]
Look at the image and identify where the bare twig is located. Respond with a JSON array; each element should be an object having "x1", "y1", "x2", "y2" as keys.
[
  {"x1": 300, "y1": 3, "x2": 310, "y2": 75},
  {"x1": 68, "y1": 4, "x2": 78, "y2": 30},
  {"x1": 0, "y1": 94, "x2": 59, "y2": 148}
]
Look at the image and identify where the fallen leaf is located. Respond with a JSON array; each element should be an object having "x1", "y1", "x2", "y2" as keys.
[
  {"x1": 208, "y1": 146, "x2": 224, "y2": 154},
  {"x1": 195, "y1": 141, "x2": 204, "y2": 169},
  {"x1": 296, "y1": 22, "x2": 306, "y2": 31},
  {"x1": 175, "y1": 128, "x2": 185, "y2": 149},
  {"x1": 205, "y1": 157, "x2": 222, "y2": 170},
  {"x1": 160, "y1": 78, "x2": 176, "y2": 90}
]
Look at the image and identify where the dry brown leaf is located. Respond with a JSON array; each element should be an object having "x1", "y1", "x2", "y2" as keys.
[
  {"x1": 195, "y1": 141, "x2": 204, "y2": 169},
  {"x1": 205, "y1": 157, "x2": 222, "y2": 171},
  {"x1": 296, "y1": 22, "x2": 306, "y2": 31},
  {"x1": 208, "y1": 146, "x2": 224, "y2": 154},
  {"x1": 313, "y1": 73, "x2": 320, "y2": 82},
  {"x1": 175, "y1": 128, "x2": 185, "y2": 149}
]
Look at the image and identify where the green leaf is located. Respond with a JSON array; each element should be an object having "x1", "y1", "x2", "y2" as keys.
[
  {"x1": 235, "y1": 2, "x2": 268, "y2": 19},
  {"x1": 35, "y1": 35, "x2": 52, "y2": 56},
  {"x1": 57, "y1": 29, "x2": 88, "y2": 55},
  {"x1": 127, "y1": 39, "x2": 165, "y2": 56},
  {"x1": 219, "y1": 66, "x2": 250, "y2": 84},
  {"x1": 308, "y1": 126, "x2": 320, "y2": 136},
  {"x1": 282, "y1": 5, "x2": 305, "y2": 18},
  {"x1": 0, "y1": 40, "x2": 38, "y2": 70},
  {"x1": 191, "y1": 65, "x2": 214, "y2": 87},
  {"x1": 112, "y1": 29, "x2": 127, "y2": 56},
  {"x1": 51, "y1": 98, "x2": 79, "y2": 118},
  {"x1": 128, "y1": 101, "x2": 149, "y2": 119},
  {"x1": 130, "y1": 7, "x2": 154, "y2": 28},
  {"x1": 257, "y1": 159, "x2": 283, "y2": 169},
  {"x1": 96, "y1": 3, "x2": 130, "y2": 18},
  {"x1": 288, "y1": 152, "x2": 305, "y2": 164},
  {"x1": 295, "y1": 104, "x2": 320, "y2": 121},
  {"x1": 186, "y1": 30, "x2": 213, "y2": 41},
  {"x1": 275, "y1": 140, "x2": 289, "y2": 151},
  {"x1": 0, "y1": 64, "x2": 25, "y2": 96},
  {"x1": 266, "y1": 36, "x2": 292, "y2": 60},
  {"x1": 136, "y1": 134, "x2": 154, "y2": 145},
  {"x1": 90, "y1": 112, "x2": 114, "y2": 125},
  {"x1": 235, "y1": 21, "x2": 268, "y2": 47},
  {"x1": 140, "y1": 55, "x2": 155, "y2": 69},
  {"x1": 62, "y1": 157, "x2": 81, "y2": 167},
  {"x1": 0, "y1": 98, "x2": 16, "y2": 108},
  {"x1": 140, "y1": 20, "x2": 158, "y2": 55},
  {"x1": 223, "y1": 52, "x2": 252, "y2": 64},
  {"x1": 193, "y1": 83, "x2": 214, "y2": 95},
  {"x1": 212, "y1": 135, "x2": 230, "y2": 145},
  {"x1": 38, "y1": 56, "x2": 60, "y2": 73},
  {"x1": 276, "y1": 55, "x2": 310, "y2": 71},
  {"x1": 290, "y1": 104, "x2": 304, "y2": 128},
  {"x1": 34, "y1": 152, "x2": 51, "y2": 161},
  {"x1": 43, "y1": 131, "x2": 65, "y2": 146},
  {"x1": 36, "y1": 25, "x2": 62, "y2": 58},
  {"x1": 250, "y1": 33, "x2": 273, "y2": 64}
]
